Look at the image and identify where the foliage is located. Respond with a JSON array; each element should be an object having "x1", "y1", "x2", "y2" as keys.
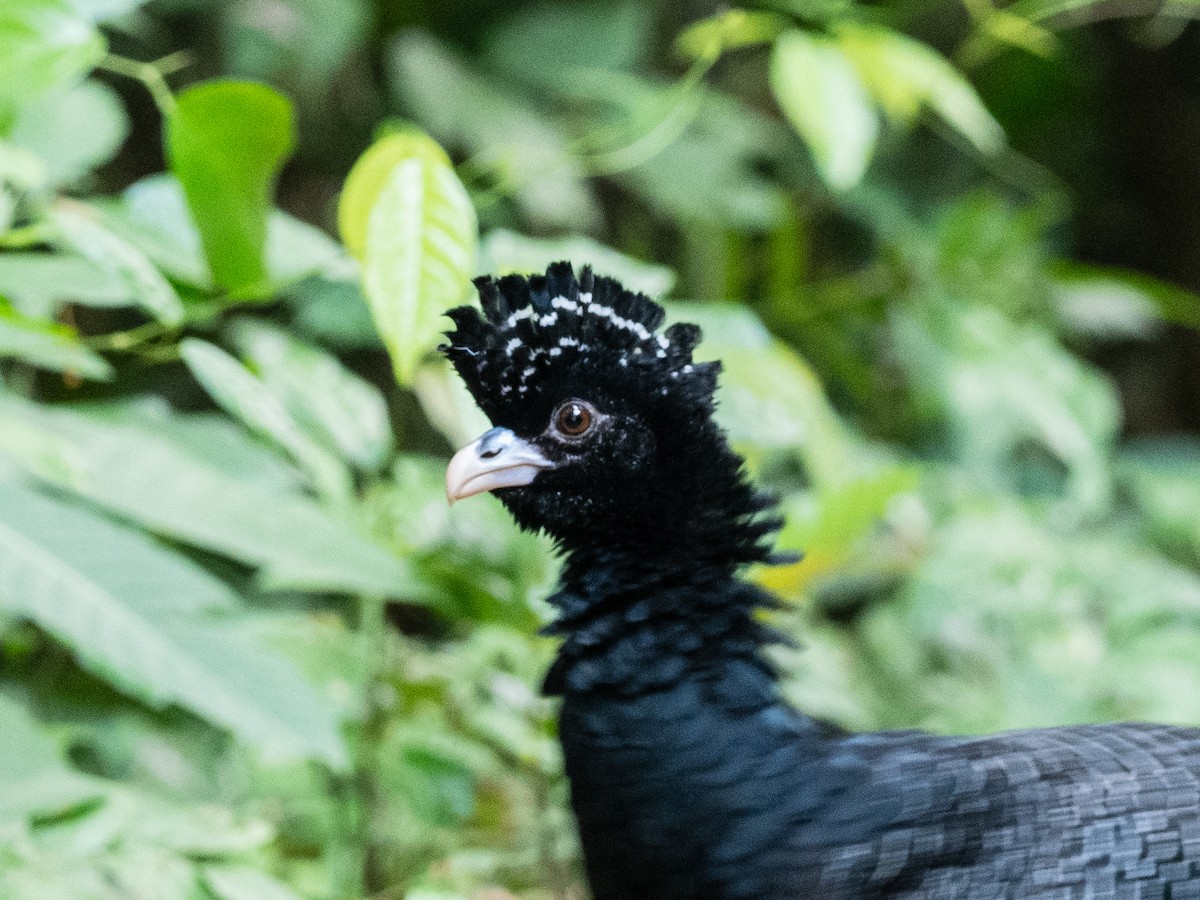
[{"x1": 1, "y1": 0, "x2": 1199, "y2": 898}]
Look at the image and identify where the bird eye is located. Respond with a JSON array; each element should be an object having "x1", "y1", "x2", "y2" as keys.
[{"x1": 553, "y1": 401, "x2": 594, "y2": 438}]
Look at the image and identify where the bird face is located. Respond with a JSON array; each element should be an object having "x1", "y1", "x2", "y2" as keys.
[
  {"x1": 446, "y1": 394, "x2": 661, "y2": 545},
  {"x1": 441, "y1": 262, "x2": 737, "y2": 553}
]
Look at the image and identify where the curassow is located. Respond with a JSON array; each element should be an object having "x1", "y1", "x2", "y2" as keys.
[{"x1": 442, "y1": 261, "x2": 1200, "y2": 900}]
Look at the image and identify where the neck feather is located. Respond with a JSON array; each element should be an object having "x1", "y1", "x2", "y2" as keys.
[{"x1": 541, "y1": 458, "x2": 791, "y2": 697}]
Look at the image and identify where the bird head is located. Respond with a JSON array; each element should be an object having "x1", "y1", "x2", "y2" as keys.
[{"x1": 442, "y1": 262, "x2": 776, "y2": 566}]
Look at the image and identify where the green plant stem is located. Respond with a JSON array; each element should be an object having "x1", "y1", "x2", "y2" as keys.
[
  {"x1": 97, "y1": 52, "x2": 188, "y2": 115},
  {"x1": 82, "y1": 321, "x2": 174, "y2": 351},
  {"x1": 578, "y1": 53, "x2": 717, "y2": 177},
  {"x1": 355, "y1": 593, "x2": 391, "y2": 896}
]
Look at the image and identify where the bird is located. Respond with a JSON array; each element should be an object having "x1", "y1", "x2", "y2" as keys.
[{"x1": 441, "y1": 261, "x2": 1200, "y2": 900}]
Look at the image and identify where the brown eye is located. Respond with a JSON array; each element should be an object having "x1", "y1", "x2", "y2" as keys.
[{"x1": 554, "y1": 401, "x2": 594, "y2": 437}]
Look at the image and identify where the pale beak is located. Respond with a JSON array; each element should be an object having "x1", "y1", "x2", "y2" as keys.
[{"x1": 446, "y1": 427, "x2": 555, "y2": 504}]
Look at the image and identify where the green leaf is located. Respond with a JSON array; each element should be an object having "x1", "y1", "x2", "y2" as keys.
[
  {"x1": 893, "y1": 300, "x2": 1119, "y2": 515},
  {"x1": 479, "y1": 229, "x2": 676, "y2": 298},
  {"x1": 0, "y1": 480, "x2": 346, "y2": 765},
  {"x1": 180, "y1": 338, "x2": 352, "y2": 501},
  {"x1": 0, "y1": 303, "x2": 112, "y2": 380},
  {"x1": 0, "y1": 144, "x2": 49, "y2": 239},
  {"x1": 672, "y1": 302, "x2": 857, "y2": 481},
  {"x1": 617, "y1": 85, "x2": 791, "y2": 230},
  {"x1": 66, "y1": 0, "x2": 152, "y2": 23},
  {"x1": 166, "y1": 80, "x2": 296, "y2": 296},
  {"x1": 675, "y1": 8, "x2": 787, "y2": 61},
  {"x1": 203, "y1": 865, "x2": 304, "y2": 900},
  {"x1": 93, "y1": 175, "x2": 212, "y2": 289},
  {"x1": 0, "y1": 253, "x2": 132, "y2": 318},
  {"x1": 264, "y1": 208, "x2": 352, "y2": 290},
  {"x1": 412, "y1": 360, "x2": 491, "y2": 449},
  {"x1": 341, "y1": 131, "x2": 477, "y2": 383},
  {"x1": 232, "y1": 319, "x2": 393, "y2": 472},
  {"x1": 0, "y1": 0, "x2": 105, "y2": 121},
  {"x1": 382, "y1": 735, "x2": 476, "y2": 827},
  {"x1": 1121, "y1": 437, "x2": 1200, "y2": 567},
  {"x1": 836, "y1": 23, "x2": 1004, "y2": 155},
  {"x1": 50, "y1": 202, "x2": 185, "y2": 326},
  {"x1": 0, "y1": 694, "x2": 103, "y2": 826},
  {"x1": 484, "y1": 0, "x2": 652, "y2": 82},
  {"x1": 287, "y1": 275, "x2": 380, "y2": 349},
  {"x1": 95, "y1": 175, "x2": 349, "y2": 294},
  {"x1": 0, "y1": 396, "x2": 426, "y2": 601},
  {"x1": 388, "y1": 30, "x2": 600, "y2": 234},
  {"x1": 770, "y1": 29, "x2": 878, "y2": 190},
  {"x1": 337, "y1": 129, "x2": 450, "y2": 261},
  {"x1": 1051, "y1": 265, "x2": 1164, "y2": 341},
  {"x1": 1051, "y1": 261, "x2": 1200, "y2": 331},
  {"x1": 221, "y1": 0, "x2": 368, "y2": 98},
  {"x1": 9, "y1": 80, "x2": 128, "y2": 185}
]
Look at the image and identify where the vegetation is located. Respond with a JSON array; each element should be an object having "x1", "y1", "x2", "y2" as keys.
[{"x1": 1, "y1": 0, "x2": 1199, "y2": 897}]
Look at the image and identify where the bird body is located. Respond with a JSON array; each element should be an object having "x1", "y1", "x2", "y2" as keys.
[{"x1": 443, "y1": 262, "x2": 1200, "y2": 899}]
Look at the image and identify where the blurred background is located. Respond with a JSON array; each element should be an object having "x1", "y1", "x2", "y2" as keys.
[{"x1": 2, "y1": 0, "x2": 1200, "y2": 897}]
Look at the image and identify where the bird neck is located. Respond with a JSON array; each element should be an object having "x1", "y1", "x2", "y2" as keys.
[
  {"x1": 540, "y1": 427, "x2": 789, "y2": 698},
  {"x1": 541, "y1": 548, "x2": 786, "y2": 698}
]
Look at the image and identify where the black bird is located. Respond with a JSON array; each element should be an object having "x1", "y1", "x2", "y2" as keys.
[{"x1": 442, "y1": 262, "x2": 1200, "y2": 900}]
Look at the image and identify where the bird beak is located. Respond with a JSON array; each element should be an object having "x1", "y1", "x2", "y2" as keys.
[{"x1": 446, "y1": 427, "x2": 555, "y2": 504}]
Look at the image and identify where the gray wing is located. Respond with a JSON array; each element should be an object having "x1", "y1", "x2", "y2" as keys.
[{"x1": 806, "y1": 723, "x2": 1200, "y2": 899}]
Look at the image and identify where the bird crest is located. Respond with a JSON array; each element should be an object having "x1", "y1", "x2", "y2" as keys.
[{"x1": 441, "y1": 262, "x2": 718, "y2": 432}]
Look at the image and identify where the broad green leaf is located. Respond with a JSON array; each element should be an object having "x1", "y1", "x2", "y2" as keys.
[
  {"x1": 167, "y1": 80, "x2": 296, "y2": 296},
  {"x1": 617, "y1": 84, "x2": 790, "y2": 230},
  {"x1": 337, "y1": 129, "x2": 450, "y2": 261},
  {"x1": 381, "y1": 734, "x2": 476, "y2": 827},
  {"x1": 203, "y1": 865, "x2": 304, "y2": 900},
  {"x1": 9, "y1": 80, "x2": 128, "y2": 185},
  {"x1": 769, "y1": 466, "x2": 918, "y2": 592},
  {"x1": 479, "y1": 229, "x2": 676, "y2": 298},
  {"x1": 484, "y1": 0, "x2": 652, "y2": 82},
  {"x1": 0, "y1": 303, "x2": 111, "y2": 380},
  {"x1": 232, "y1": 320, "x2": 393, "y2": 472},
  {"x1": 343, "y1": 132, "x2": 477, "y2": 383},
  {"x1": 837, "y1": 23, "x2": 1004, "y2": 155},
  {"x1": 50, "y1": 202, "x2": 185, "y2": 325},
  {"x1": 180, "y1": 338, "x2": 352, "y2": 501},
  {"x1": 0, "y1": 252, "x2": 131, "y2": 318},
  {"x1": 264, "y1": 208, "x2": 353, "y2": 290},
  {"x1": 770, "y1": 29, "x2": 878, "y2": 190},
  {"x1": 0, "y1": 480, "x2": 346, "y2": 765},
  {"x1": 0, "y1": 694, "x2": 103, "y2": 826},
  {"x1": 0, "y1": 396, "x2": 426, "y2": 600},
  {"x1": 0, "y1": 1, "x2": 105, "y2": 120}
]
